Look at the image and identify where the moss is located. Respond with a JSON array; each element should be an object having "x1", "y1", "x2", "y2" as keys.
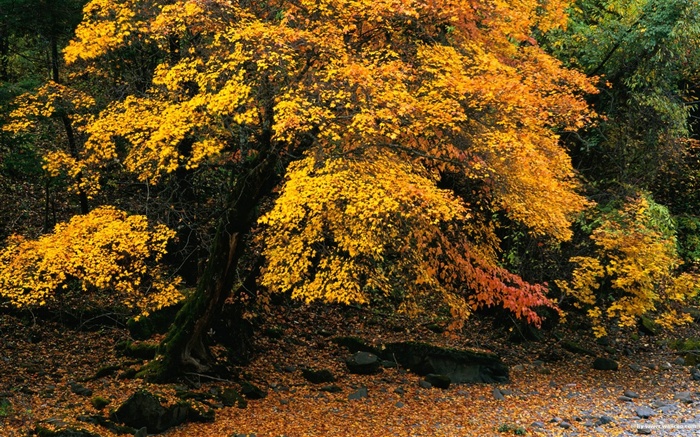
[
  {"x1": 670, "y1": 338, "x2": 700, "y2": 351},
  {"x1": 91, "y1": 395, "x2": 110, "y2": 410}
]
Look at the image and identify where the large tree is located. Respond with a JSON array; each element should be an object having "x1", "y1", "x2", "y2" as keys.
[{"x1": 12, "y1": 0, "x2": 596, "y2": 379}]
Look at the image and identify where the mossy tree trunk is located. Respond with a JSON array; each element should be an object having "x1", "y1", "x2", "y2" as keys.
[{"x1": 144, "y1": 151, "x2": 278, "y2": 381}]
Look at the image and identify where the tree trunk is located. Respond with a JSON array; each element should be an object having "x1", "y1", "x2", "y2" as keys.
[
  {"x1": 51, "y1": 35, "x2": 89, "y2": 214},
  {"x1": 142, "y1": 151, "x2": 279, "y2": 381}
]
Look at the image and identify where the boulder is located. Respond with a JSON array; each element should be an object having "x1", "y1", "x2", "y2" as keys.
[
  {"x1": 593, "y1": 357, "x2": 619, "y2": 371},
  {"x1": 110, "y1": 390, "x2": 210, "y2": 433},
  {"x1": 346, "y1": 352, "x2": 382, "y2": 375},
  {"x1": 424, "y1": 374, "x2": 451, "y2": 389},
  {"x1": 381, "y1": 341, "x2": 508, "y2": 383},
  {"x1": 301, "y1": 368, "x2": 336, "y2": 384},
  {"x1": 240, "y1": 381, "x2": 266, "y2": 400}
]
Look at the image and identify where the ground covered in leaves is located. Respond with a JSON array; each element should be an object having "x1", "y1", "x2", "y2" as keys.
[{"x1": 1, "y1": 303, "x2": 699, "y2": 437}]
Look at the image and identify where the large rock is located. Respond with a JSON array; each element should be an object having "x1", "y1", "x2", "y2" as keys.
[
  {"x1": 110, "y1": 390, "x2": 209, "y2": 434},
  {"x1": 381, "y1": 341, "x2": 508, "y2": 383},
  {"x1": 334, "y1": 338, "x2": 508, "y2": 383},
  {"x1": 593, "y1": 357, "x2": 619, "y2": 371},
  {"x1": 346, "y1": 352, "x2": 382, "y2": 375}
]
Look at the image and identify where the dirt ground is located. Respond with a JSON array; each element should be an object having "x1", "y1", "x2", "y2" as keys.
[{"x1": 1, "y1": 303, "x2": 699, "y2": 437}]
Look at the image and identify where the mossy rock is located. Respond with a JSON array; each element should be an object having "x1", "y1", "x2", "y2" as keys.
[
  {"x1": 115, "y1": 340, "x2": 157, "y2": 360},
  {"x1": 684, "y1": 353, "x2": 700, "y2": 366},
  {"x1": 639, "y1": 316, "x2": 661, "y2": 336},
  {"x1": 381, "y1": 341, "x2": 508, "y2": 383},
  {"x1": 561, "y1": 340, "x2": 596, "y2": 357},
  {"x1": 91, "y1": 395, "x2": 110, "y2": 410},
  {"x1": 218, "y1": 388, "x2": 247, "y2": 408},
  {"x1": 671, "y1": 338, "x2": 700, "y2": 351}
]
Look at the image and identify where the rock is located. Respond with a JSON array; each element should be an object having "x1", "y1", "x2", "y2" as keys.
[
  {"x1": 240, "y1": 381, "x2": 266, "y2": 400},
  {"x1": 659, "y1": 404, "x2": 678, "y2": 414},
  {"x1": 320, "y1": 385, "x2": 342, "y2": 393},
  {"x1": 492, "y1": 388, "x2": 505, "y2": 400},
  {"x1": 90, "y1": 395, "x2": 110, "y2": 410},
  {"x1": 596, "y1": 416, "x2": 614, "y2": 425},
  {"x1": 675, "y1": 391, "x2": 693, "y2": 404},
  {"x1": 531, "y1": 421, "x2": 545, "y2": 428},
  {"x1": 418, "y1": 380, "x2": 432, "y2": 389},
  {"x1": 634, "y1": 406, "x2": 655, "y2": 419},
  {"x1": 512, "y1": 364, "x2": 525, "y2": 372},
  {"x1": 637, "y1": 427, "x2": 652, "y2": 435},
  {"x1": 219, "y1": 388, "x2": 246, "y2": 408},
  {"x1": 618, "y1": 396, "x2": 634, "y2": 402},
  {"x1": 673, "y1": 357, "x2": 686, "y2": 365},
  {"x1": 562, "y1": 340, "x2": 596, "y2": 356},
  {"x1": 691, "y1": 367, "x2": 700, "y2": 381},
  {"x1": 424, "y1": 374, "x2": 451, "y2": 390},
  {"x1": 639, "y1": 316, "x2": 660, "y2": 336},
  {"x1": 111, "y1": 390, "x2": 194, "y2": 433},
  {"x1": 596, "y1": 336, "x2": 613, "y2": 346},
  {"x1": 301, "y1": 369, "x2": 336, "y2": 384},
  {"x1": 348, "y1": 387, "x2": 368, "y2": 400},
  {"x1": 346, "y1": 352, "x2": 382, "y2": 375},
  {"x1": 69, "y1": 382, "x2": 93, "y2": 397},
  {"x1": 629, "y1": 363, "x2": 644, "y2": 372},
  {"x1": 660, "y1": 362, "x2": 673, "y2": 370},
  {"x1": 559, "y1": 421, "x2": 571, "y2": 429},
  {"x1": 593, "y1": 357, "x2": 619, "y2": 371},
  {"x1": 394, "y1": 386, "x2": 405, "y2": 395},
  {"x1": 282, "y1": 365, "x2": 297, "y2": 373},
  {"x1": 395, "y1": 401, "x2": 404, "y2": 408},
  {"x1": 381, "y1": 341, "x2": 508, "y2": 383},
  {"x1": 624, "y1": 390, "x2": 640, "y2": 398}
]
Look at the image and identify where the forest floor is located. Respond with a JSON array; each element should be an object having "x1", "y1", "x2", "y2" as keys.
[{"x1": 1, "y1": 302, "x2": 699, "y2": 437}]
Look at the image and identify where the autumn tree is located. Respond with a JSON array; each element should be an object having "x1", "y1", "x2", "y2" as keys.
[
  {"x1": 0, "y1": 206, "x2": 182, "y2": 313},
  {"x1": 0, "y1": 0, "x2": 91, "y2": 218},
  {"x1": 11, "y1": 0, "x2": 597, "y2": 379}
]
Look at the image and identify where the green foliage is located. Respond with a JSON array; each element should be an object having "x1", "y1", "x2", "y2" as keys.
[
  {"x1": 674, "y1": 215, "x2": 700, "y2": 266},
  {"x1": 544, "y1": 0, "x2": 700, "y2": 193},
  {"x1": 498, "y1": 423, "x2": 527, "y2": 435}
]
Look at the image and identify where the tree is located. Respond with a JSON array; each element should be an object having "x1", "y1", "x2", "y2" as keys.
[
  {"x1": 543, "y1": 0, "x2": 700, "y2": 193},
  {"x1": 0, "y1": 0, "x2": 90, "y2": 215},
  {"x1": 23, "y1": 0, "x2": 597, "y2": 379},
  {"x1": 556, "y1": 193, "x2": 699, "y2": 337}
]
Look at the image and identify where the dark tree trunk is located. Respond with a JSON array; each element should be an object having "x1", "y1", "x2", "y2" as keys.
[
  {"x1": 143, "y1": 151, "x2": 279, "y2": 381},
  {"x1": 50, "y1": 35, "x2": 89, "y2": 214}
]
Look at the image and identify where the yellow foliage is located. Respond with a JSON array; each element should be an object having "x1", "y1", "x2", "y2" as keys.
[
  {"x1": 558, "y1": 194, "x2": 700, "y2": 336},
  {"x1": 0, "y1": 207, "x2": 183, "y2": 314}
]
